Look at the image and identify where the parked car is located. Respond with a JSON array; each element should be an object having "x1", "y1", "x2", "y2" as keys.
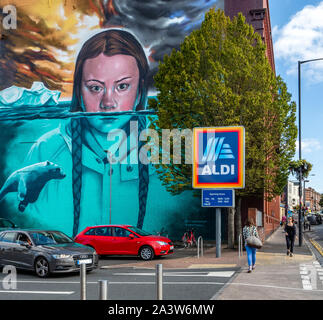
[
  {"x1": 315, "y1": 214, "x2": 322, "y2": 225},
  {"x1": 0, "y1": 229, "x2": 98, "y2": 277},
  {"x1": 307, "y1": 215, "x2": 317, "y2": 225},
  {"x1": 0, "y1": 218, "x2": 18, "y2": 231},
  {"x1": 74, "y1": 225, "x2": 174, "y2": 261}
]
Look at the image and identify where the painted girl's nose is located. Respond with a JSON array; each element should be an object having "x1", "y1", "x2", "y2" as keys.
[{"x1": 100, "y1": 87, "x2": 117, "y2": 110}]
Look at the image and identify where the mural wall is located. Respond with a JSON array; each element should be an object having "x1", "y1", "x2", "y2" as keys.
[{"x1": 0, "y1": 0, "x2": 226, "y2": 239}]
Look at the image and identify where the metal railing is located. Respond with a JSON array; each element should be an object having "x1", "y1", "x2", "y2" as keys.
[
  {"x1": 197, "y1": 236, "x2": 204, "y2": 258},
  {"x1": 238, "y1": 233, "x2": 244, "y2": 258}
]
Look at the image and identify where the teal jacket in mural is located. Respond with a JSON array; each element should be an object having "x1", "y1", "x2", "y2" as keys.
[{"x1": 23, "y1": 118, "x2": 195, "y2": 237}]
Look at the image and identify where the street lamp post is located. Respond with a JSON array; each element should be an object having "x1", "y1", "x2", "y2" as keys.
[{"x1": 298, "y1": 58, "x2": 323, "y2": 246}]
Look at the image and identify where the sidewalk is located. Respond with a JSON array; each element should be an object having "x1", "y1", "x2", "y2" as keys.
[
  {"x1": 100, "y1": 227, "x2": 323, "y2": 300},
  {"x1": 216, "y1": 227, "x2": 323, "y2": 300}
]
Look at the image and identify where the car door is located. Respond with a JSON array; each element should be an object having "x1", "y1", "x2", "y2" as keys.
[
  {"x1": 12, "y1": 233, "x2": 34, "y2": 269},
  {"x1": 91, "y1": 227, "x2": 116, "y2": 254},
  {"x1": 0, "y1": 232, "x2": 18, "y2": 265},
  {"x1": 113, "y1": 227, "x2": 140, "y2": 255}
]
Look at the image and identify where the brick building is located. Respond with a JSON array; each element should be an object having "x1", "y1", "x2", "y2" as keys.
[
  {"x1": 224, "y1": 0, "x2": 280, "y2": 237},
  {"x1": 305, "y1": 187, "x2": 321, "y2": 212}
]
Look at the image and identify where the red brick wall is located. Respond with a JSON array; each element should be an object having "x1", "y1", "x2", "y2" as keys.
[
  {"x1": 224, "y1": 0, "x2": 275, "y2": 71},
  {"x1": 263, "y1": 195, "x2": 281, "y2": 237}
]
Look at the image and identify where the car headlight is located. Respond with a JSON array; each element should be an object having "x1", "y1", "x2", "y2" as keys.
[
  {"x1": 156, "y1": 241, "x2": 168, "y2": 246},
  {"x1": 52, "y1": 254, "x2": 72, "y2": 259}
]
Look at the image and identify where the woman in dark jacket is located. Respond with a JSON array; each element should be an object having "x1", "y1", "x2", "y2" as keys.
[{"x1": 284, "y1": 217, "x2": 297, "y2": 257}]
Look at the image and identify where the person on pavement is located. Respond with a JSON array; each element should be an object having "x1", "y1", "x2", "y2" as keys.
[
  {"x1": 284, "y1": 216, "x2": 297, "y2": 257},
  {"x1": 242, "y1": 218, "x2": 260, "y2": 273}
]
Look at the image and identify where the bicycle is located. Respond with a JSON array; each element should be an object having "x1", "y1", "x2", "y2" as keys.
[{"x1": 182, "y1": 228, "x2": 196, "y2": 248}]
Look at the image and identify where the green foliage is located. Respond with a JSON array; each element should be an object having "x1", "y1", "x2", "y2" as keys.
[
  {"x1": 149, "y1": 9, "x2": 297, "y2": 199},
  {"x1": 289, "y1": 159, "x2": 313, "y2": 179}
]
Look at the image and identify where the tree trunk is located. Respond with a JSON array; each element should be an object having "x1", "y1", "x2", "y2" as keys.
[
  {"x1": 234, "y1": 197, "x2": 242, "y2": 246},
  {"x1": 228, "y1": 207, "x2": 235, "y2": 249}
]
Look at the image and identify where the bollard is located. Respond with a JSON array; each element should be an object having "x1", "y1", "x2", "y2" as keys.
[
  {"x1": 80, "y1": 263, "x2": 87, "y2": 300},
  {"x1": 197, "y1": 236, "x2": 204, "y2": 258},
  {"x1": 156, "y1": 264, "x2": 163, "y2": 300},
  {"x1": 98, "y1": 280, "x2": 108, "y2": 300},
  {"x1": 238, "y1": 234, "x2": 244, "y2": 258}
]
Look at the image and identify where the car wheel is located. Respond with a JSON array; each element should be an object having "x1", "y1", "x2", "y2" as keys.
[
  {"x1": 140, "y1": 246, "x2": 155, "y2": 261},
  {"x1": 34, "y1": 257, "x2": 50, "y2": 278}
]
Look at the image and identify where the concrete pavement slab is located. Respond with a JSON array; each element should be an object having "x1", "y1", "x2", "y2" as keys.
[{"x1": 216, "y1": 227, "x2": 323, "y2": 300}]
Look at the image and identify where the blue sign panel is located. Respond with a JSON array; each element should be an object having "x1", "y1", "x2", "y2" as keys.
[
  {"x1": 193, "y1": 127, "x2": 245, "y2": 189},
  {"x1": 202, "y1": 189, "x2": 235, "y2": 208}
]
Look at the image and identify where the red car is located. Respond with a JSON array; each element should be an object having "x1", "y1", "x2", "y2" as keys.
[{"x1": 74, "y1": 225, "x2": 174, "y2": 260}]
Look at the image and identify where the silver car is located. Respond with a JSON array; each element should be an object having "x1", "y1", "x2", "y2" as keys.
[{"x1": 0, "y1": 229, "x2": 98, "y2": 277}]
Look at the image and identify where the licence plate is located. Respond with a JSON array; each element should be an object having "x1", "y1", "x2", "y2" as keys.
[
  {"x1": 170, "y1": 246, "x2": 174, "y2": 250},
  {"x1": 77, "y1": 259, "x2": 92, "y2": 265}
]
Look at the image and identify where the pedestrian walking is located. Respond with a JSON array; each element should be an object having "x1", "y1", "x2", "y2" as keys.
[
  {"x1": 242, "y1": 218, "x2": 261, "y2": 273},
  {"x1": 281, "y1": 215, "x2": 287, "y2": 229},
  {"x1": 285, "y1": 216, "x2": 297, "y2": 257}
]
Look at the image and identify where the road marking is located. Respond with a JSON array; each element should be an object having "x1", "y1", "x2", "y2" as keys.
[
  {"x1": 112, "y1": 271, "x2": 235, "y2": 278},
  {"x1": 0, "y1": 280, "x2": 99, "y2": 285},
  {"x1": 188, "y1": 264, "x2": 237, "y2": 268},
  {"x1": 0, "y1": 290, "x2": 74, "y2": 295},
  {"x1": 300, "y1": 271, "x2": 308, "y2": 275},
  {"x1": 309, "y1": 239, "x2": 323, "y2": 256}
]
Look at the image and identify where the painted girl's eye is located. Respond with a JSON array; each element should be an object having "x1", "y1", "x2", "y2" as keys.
[
  {"x1": 117, "y1": 83, "x2": 130, "y2": 91},
  {"x1": 89, "y1": 85, "x2": 104, "y2": 93}
]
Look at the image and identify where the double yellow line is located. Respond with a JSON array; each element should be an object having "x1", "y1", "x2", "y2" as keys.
[{"x1": 309, "y1": 239, "x2": 323, "y2": 256}]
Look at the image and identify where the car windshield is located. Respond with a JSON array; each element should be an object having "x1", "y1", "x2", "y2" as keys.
[
  {"x1": 127, "y1": 226, "x2": 152, "y2": 236},
  {"x1": 29, "y1": 231, "x2": 74, "y2": 245}
]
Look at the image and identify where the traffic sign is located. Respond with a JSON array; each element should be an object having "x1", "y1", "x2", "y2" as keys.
[
  {"x1": 202, "y1": 189, "x2": 235, "y2": 207},
  {"x1": 193, "y1": 126, "x2": 245, "y2": 189}
]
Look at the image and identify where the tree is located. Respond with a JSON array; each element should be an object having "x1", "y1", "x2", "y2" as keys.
[{"x1": 149, "y1": 9, "x2": 297, "y2": 247}]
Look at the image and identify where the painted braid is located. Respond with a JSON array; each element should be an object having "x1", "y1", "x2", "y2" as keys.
[
  {"x1": 137, "y1": 115, "x2": 149, "y2": 229},
  {"x1": 71, "y1": 118, "x2": 83, "y2": 237}
]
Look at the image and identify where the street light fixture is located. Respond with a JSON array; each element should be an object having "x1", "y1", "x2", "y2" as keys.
[{"x1": 298, "y1": 58, "x2": 323, "y2": 246}]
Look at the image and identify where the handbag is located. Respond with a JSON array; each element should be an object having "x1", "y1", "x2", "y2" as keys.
[{"x1": 246, "y1": 235, "x2": 262, "y2": 249}]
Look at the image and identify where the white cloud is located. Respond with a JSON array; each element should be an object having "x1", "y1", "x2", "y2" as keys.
[
  {"x1": 296, "y1": 138, "x2": 322, "y2": 153},
  {"x1": 274, "y1": 2, "x2": 323, "y2": 82}
]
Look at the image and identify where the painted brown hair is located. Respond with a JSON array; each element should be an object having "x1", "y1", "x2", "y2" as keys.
[{"x1": 71, "y1": 29, "x2": 149, "y2": 112}]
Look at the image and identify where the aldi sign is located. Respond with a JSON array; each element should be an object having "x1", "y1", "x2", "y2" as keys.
[{"x1": 193, "y1": 126, "x2": 245, "y2": 189}]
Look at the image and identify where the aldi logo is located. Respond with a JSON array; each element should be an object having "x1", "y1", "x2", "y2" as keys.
[{"x1": 193, "y1": 126, "x2": 245, "y2": 189}]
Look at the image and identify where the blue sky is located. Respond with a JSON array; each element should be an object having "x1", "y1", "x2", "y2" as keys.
[{"x1": 269, "y1": 0, "x2": 323, "y2": 193}]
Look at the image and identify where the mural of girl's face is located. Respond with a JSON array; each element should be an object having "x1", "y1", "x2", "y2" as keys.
[{"x1": 81, "y1": 53, "x2": 141, "y2": 112}]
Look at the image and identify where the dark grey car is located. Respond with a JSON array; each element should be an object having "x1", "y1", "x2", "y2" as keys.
[{"x1": 0, "y1": 229, "x2": 98, "y2": 277}]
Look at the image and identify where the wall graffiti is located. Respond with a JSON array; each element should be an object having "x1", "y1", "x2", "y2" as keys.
[{"x1": 0, "y1": 0, "x2": 224, "y2": 239}]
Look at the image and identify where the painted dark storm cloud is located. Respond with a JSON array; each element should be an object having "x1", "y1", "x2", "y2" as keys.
[{"x1": 103, "y1": 0, "x2": 224, "y2": 89}]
